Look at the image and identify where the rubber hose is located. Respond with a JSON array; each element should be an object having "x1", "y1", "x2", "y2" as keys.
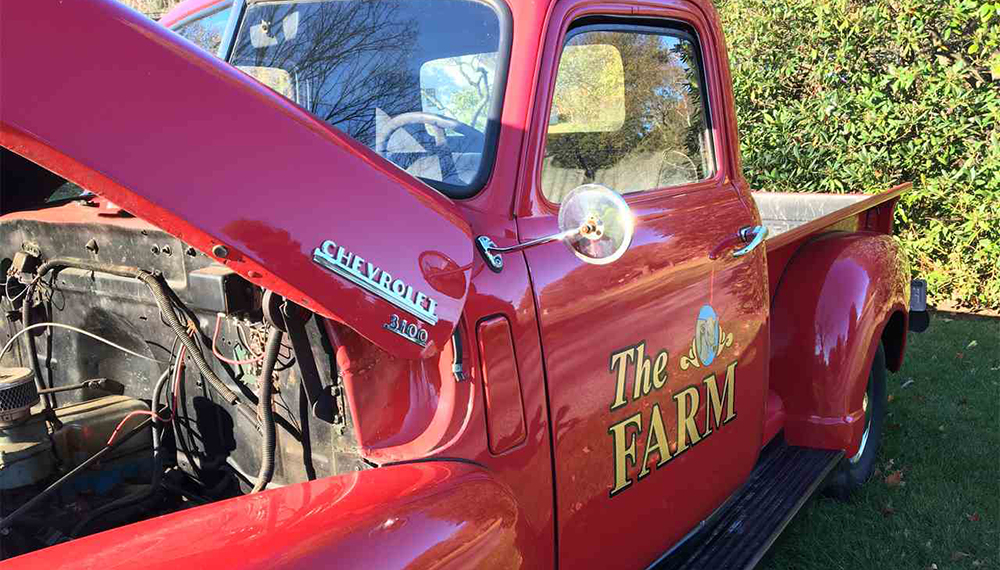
[
  {"x1": 134, "y1": 271, "x2": 241, "y2": 405},
  {"x1": 251, "y1": 327, "x2": 284, "y2": 493},
  {"x1": 69, "y1": 368, "x2": 172, "y2": 538},
  {"x1": 451, "y1": 329, "x2": 465, "y2": 381},
  {"x1": 20, "y1": 258, "x2": 242, "y2": 408},
  {"x1": 151, "y1": 364, "x2": 171, "y2": 456}
]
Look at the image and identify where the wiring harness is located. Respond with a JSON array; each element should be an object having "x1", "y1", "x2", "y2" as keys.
[{"x1": 0, "y1": 256, "x2": 288, "y2": 537}]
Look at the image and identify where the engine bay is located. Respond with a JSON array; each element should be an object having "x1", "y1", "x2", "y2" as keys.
[{"x1": 0, "y1": 188, "x2": 367, "y2": 558}]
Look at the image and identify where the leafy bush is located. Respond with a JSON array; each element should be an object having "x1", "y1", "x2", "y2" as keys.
[{"x1": 716, "y1": 0, "x2": 1000, "y2": 310}]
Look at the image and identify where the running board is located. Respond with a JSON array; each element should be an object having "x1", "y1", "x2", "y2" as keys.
[{"x1": 653, "y1": 438, "x2": 843, "y2": 570}]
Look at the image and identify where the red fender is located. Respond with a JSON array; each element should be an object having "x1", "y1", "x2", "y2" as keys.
[
  {"x1": 5, "y1": 462, "x2": 527, "y2": 569},
  {"x1": 769, "y1": 232, "x2": 909, "y2": 456}
]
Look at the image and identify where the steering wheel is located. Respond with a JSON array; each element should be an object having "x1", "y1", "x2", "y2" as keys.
[{"x1": 375, "y1": 112, "x2": 485, "y2": 184}]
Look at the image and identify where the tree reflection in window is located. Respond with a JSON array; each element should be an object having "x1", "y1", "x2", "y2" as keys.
[
  {"x1": 542, "y1": 29, "x2": 715, "y2": 203},
  {"x1": 230, "y1": 0, "x2": 503, "y2": 192}
]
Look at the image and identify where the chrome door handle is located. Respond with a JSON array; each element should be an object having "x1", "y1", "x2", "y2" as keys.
[{"x1": 733, "y1": 225, "x2": 768, "y2": 257}]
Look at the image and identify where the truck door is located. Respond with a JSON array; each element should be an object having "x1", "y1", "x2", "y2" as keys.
[{"x1": 516, "y1": 7, "x2": 770, "y2": 568}]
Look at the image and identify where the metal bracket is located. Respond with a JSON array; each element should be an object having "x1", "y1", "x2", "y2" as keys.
[
  {"x1": 477, "y1": 236, "x2": 504, "y2": 272},
  {"x1": 476, "y1": 230, "x2": 577, "y2": 273}
]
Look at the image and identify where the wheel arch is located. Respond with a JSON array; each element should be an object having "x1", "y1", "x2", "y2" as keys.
[
  {"x1": 881, "y1": 309, "x2": 908, "y2": 373},
  {"x1": 768, "y1": 232, "x2": 909, "y2": 456}
]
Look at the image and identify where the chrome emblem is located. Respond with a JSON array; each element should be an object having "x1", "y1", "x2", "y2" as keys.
[
  {"x1": 312, "y1": 240, "x2": 439, "y2": 325},
  {"x1": 383, "y1": 314, "x2": 429, "y2": 347}
]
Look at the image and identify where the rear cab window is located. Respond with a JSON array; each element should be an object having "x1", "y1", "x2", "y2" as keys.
[
  {"x1": 172, "y1": 5, "x2": 233, "y2": 55},
  {"x1": 541, "y1": 23, "x2": 716, "y2": 203},
  {"x1": 229, "y1": 0, "x2": 511, "y2": 198}
]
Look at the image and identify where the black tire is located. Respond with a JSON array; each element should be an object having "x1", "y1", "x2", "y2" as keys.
[{"x1": 825, "y1": 342, "x2": 888, "y2": 500}]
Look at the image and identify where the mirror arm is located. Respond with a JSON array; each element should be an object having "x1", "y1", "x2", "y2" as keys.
[{"x1": 477, "y1": 230, "x2": 576, "y2": 272}]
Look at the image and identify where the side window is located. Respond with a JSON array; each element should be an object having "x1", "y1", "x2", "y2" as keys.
[
  {"x1": 540, "y1": 25, "x2": 715, "y2": 203},
  {"x1": 173, "y1": 6, "x2": 232, "y2": 56}
]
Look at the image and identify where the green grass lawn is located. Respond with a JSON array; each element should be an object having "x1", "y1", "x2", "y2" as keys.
[{"x1": 762, "y1": 315, "x2": 1000, "y2": 570}]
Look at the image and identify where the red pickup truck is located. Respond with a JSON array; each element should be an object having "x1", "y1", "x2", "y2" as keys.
[{"x1": 0, "y1": 0, "x2": 927, "y2": 567}]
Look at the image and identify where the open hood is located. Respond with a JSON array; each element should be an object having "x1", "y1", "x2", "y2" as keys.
[{"x1": 0, "y1": 0, "x2": 474, "y2": 359}]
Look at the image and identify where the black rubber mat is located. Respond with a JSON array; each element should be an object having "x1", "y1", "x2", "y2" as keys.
[{"x1": 654, "y1": 437, "x2": 843, "y2": 570}]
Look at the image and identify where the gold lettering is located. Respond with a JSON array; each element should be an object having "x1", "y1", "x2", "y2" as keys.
[
  {"x1": 639, "y1": 403, "x2": 672, "y2": 479},
  {"x1": 704, "y1": 361, "x2": 738, "y2": 434},
  {"x1": 652, "y1": 351, "x2": 668, "y2": 389},
  {"x1": 609, "y1": 348, "x2": 635, "y2": 411},
  {"x1": 633, "y1": 343, "x2": 652, "y2": 400},
  {"x1": 674, "y1": 386, "x2": 702, "y2": 453},
  {"x1": 609, "y1": 413, "x2": 642, "y2": 496}
]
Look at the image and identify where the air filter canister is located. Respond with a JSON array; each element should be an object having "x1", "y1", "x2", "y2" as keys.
[
  {"x1": 0, "y1": 367, "x2": 39, "y2": 425},
  {"x1": 0, "y1": 367, "x2": 54, "y2": 489}
]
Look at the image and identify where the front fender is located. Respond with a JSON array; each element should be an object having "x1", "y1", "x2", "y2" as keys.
[
  {"x1": 769, "y1": 232, "x2": 909, "y2": 456},
  {"x1": 6, "y1": 462, "x2": 526, "y2": 569}
]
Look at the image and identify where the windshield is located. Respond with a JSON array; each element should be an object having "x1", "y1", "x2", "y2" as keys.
[{"x1": 231, "y1": 0, "x2": 507, "y2": 196}]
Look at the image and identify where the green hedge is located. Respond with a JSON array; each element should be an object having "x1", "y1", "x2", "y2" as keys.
[{"x1": 716, "y1": 0, "x2": 1000, "y2": 310}]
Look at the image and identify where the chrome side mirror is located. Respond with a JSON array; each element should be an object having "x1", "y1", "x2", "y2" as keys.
[{"x1": 477, "y1": 184, "x2": 635, "y2": 271}]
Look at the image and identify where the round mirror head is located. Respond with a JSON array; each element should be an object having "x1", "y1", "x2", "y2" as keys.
[{"x1": 558, "y1": 184, "x2": 635, "y2": 265}]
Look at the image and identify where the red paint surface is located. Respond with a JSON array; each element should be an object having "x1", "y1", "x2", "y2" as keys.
[
  {"x1": 762, "y1": 389, "x2": 786, "y2": 446},
  {"x1": 769, "y1": 232, "x2": 910, "y2": 455},
  {"x1": 1, "y1": 0, "x2": 472, "y2": 361},
  {"x1": 514, "y1": 1, "x2": 770, "y2": 566},
  {"x1": 0, "y1": 0, "x2": 915, "y2": 566},
  {"x1": 328, "y1": 319, "x2": 460, "y2": 456},
  {"x1": 324, "y1": 211, "x2": 556, "y2": 567},
  {"x1": 477, "y1": 316, "x2": 528, "y2": 454},
  {"x1": 5, "y1": 462, "x2": 526, "y2": 570}
]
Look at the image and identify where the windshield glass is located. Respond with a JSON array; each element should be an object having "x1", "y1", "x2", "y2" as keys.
[{"x1": 231, "y1": 0, "x2": 507, "y2": 196}]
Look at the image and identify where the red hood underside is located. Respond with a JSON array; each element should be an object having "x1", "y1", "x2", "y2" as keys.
[{"x1": 0, "y1": 0, "x2": 473, "y2": 359}]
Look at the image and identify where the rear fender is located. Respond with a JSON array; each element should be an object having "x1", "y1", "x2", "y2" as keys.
[
  {"x1": 769, "y1": 232, "x2": 909, "y2": 456},
  {"x1": 5, "y1": 462, "x2": 526, "y2": 569}
]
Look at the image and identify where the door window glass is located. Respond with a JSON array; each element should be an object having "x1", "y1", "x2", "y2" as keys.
[{"x1": 541, "y1": 27, "x2": 715, "y2": 203}]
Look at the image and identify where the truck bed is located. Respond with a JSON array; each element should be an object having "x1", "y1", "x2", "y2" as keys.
[
  {"x1": 754, "y1": 192, "x2": 869, "y2": 238},
  {"x1": 755, "y1": 184, "x2": 911, "y2": 299}
]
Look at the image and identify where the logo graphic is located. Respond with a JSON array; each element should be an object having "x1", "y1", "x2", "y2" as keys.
[
  {"x1": 312, "y1": 240, "x2": 439, "y2": 325},
  {"x1": 680, "y1": 305, "x2": 733, "y2": 370}
]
